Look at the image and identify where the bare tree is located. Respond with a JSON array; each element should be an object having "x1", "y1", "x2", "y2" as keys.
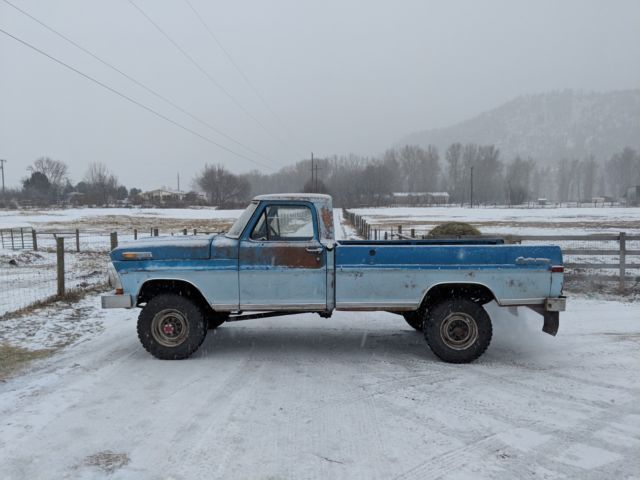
[
  {"x1": 28, "y1": 157, "x2": 68, "y2": 187},
  {"x1": 196, "y1": 164, "x2": 250, "y2": 207},
  {"x1": 82, "y1": 162, "x2": 119, "y2": 205}
]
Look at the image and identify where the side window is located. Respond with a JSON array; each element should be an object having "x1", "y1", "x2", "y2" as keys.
[{"x1": 250, "y1": 205, "x2": 315, "y2": 241}]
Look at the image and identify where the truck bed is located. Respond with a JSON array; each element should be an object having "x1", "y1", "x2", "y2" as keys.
[{"x1": 334, "y1": 241, "x2": 563, "y2": 310}]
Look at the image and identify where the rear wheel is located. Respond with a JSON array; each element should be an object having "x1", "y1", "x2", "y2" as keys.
[
  {"x1": 423, "y1": 298, "x2": 492, "y2": 363},
  {"x1": 137, "y1": 294, "x2": 207, "y2": 360},
  {"x1": 403, "y1": 311, "x2": 424, "y2": 331}
]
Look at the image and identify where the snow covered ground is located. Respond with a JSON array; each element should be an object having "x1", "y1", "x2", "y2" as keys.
[
  {"x1": 0, "y1": 294, "x2": 639, "y2": 479},
  {"x1": 0, "y1": 208, "x2": 639, "y2": 479}
]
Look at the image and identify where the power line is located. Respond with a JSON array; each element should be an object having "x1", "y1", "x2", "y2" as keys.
[
  {"x1": 0, "y1": 27, "x2": 273, "y2": 170},
  {"x1": 1, "y1": 0, "x2": 275, "y2": 166},
  {"x1": 181, "y1": 0, "x2": 295, "y2": 144},
  {"x1": 129, "y1": 0, "x2": 284, "y2": 147}
]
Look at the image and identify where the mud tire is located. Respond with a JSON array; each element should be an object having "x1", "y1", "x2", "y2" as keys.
[
  {"x1": 137, "y1": 294, "x2": 207, "y2": 360},
  {"x1": 424, "y1": 298, "x2": 492, "y2": 363}
]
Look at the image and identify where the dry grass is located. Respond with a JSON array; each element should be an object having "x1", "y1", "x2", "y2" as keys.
[{"x1": 0, "y1": 343, "x2": 53, "y2": 380}]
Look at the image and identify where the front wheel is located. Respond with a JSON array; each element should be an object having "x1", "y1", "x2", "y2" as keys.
[
  {"x1": 137, "y1": 294, "x2": 207, "y2": 360},
  {"x1": 424, "y1": 298, "x2": 492, "y2": 363}
]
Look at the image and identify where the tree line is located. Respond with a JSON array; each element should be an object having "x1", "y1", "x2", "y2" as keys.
[
  {"x1": 3, "y1": 146, "x2": 640, "y2": 209},
  {"x1": 237, "y1": 145, "x2": 640, "y2": 207}
]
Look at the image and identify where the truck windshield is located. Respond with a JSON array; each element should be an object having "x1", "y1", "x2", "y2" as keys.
[{"x1": 225, "y1": 201, "x2": 259, "y2": 238}]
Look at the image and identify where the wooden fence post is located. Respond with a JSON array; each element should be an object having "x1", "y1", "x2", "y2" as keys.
[
  {"x1": 153, "y1": 228, "x2": 159, "y2": 237},
  {"x1": 619, "y1": 232, "x2": 626, "y2": 290},
  {"x1": 183, "y1": 228, "x2": 188, "y2": 235},
  {"x1": 20, "y1": 228, "x2": 25, "y2": 249},
  {"x1": 11, "y1": 229, "x2": 14, "y2": 250},
  {"x1": 110, "y1": 232, "x2": 118, "y2": 251},
  {"x1": 411, "y1": 228, "x2": 415, "y2": 238},
  {"x1": 75, "y1": 228, "x2": 80, "y2": 252},
  {"x1": 134, "y1": 228, "x2": 138, "y2": 240},
  {"x1": 56, "y1": 237, "x2": 65, "y2": 297},
  {"x1": 193, "y1": 228, "x2": 197, "y2": 235},
  {"x1": 32, "y1": 229, "x2": 38, "y2": 251}
]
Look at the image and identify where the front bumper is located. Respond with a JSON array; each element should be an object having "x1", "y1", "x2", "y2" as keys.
[{"x1": 101, "y1": 294, "x2": 133, "y2": 309}]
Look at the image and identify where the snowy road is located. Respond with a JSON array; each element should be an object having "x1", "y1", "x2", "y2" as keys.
[{"x1": 1, "y1": 296, "x2": 639, "y2": 479}]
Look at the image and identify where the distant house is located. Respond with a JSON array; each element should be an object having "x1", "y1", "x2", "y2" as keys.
[
  {"x1": 141, "y1": 189, "x2": 207, "y2": 205},
  {"x1": 392, "y1": 192, "x2": 450, "y2": 206}
]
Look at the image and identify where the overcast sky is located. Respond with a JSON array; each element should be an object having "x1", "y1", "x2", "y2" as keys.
[{"x1": 1, "y1": 0, "x2": 640, "y2": 190}]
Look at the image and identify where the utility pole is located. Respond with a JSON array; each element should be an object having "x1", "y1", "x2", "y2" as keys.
[
  {"x1": 177, "y1": 173, "x2": 180, "y2": 192},
  {"x1": 311, "y1": 152, "x2": 314, "y2": 192},
  {"x1": 469, "y1": 165, "x2": 474, "y2": 208},
  {"x1": 0, "y1": 158, "x2": 7, "y2": 197},
  {"x1": 309, "y1": 152, "x2": 322, "y2": 192}
]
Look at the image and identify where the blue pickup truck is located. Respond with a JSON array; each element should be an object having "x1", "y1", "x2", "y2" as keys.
[{"x1": 102, "y1": 194, "x2": 566, "y2": 363}]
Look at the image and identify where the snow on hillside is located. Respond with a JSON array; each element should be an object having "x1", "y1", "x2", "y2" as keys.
[{"x1": 398, "y1": 90, "x2": 640, "y2": 162}]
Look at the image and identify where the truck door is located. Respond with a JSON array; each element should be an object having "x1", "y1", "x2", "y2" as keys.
[{"x1": 239, "y1": 203, "x2": 327, "y2": 310}]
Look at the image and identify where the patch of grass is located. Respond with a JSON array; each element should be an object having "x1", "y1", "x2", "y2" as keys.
[{"x1": 0, "y1": 343, "x2": 54, "y2": 380}]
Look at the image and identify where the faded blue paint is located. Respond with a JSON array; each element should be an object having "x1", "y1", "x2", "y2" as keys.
[{"x1": 107, "y1": 195, "x2": 565, "y2": 314}]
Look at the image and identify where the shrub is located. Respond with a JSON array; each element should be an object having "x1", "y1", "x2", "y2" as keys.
[{"x1": 429, "y1": 222, "x2": 481, "y2": 237}]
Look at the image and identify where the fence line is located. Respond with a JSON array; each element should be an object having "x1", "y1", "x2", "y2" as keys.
[
  {"x1": 342, "y1": 209, "x2": 640, "y2": 290},
  {"x1": 1, "y1": 225, "x2": 226, "y2": 316}
]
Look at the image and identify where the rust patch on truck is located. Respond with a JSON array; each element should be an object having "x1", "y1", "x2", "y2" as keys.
[
  {"x1": 320, "y1": 206, "x2": 334, "y2": 239},
  {"x1": 242, "y1": 245, "x2": 322, "y2": 269}
]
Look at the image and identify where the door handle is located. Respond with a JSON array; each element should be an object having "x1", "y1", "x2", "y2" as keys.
[{"x1": 305, "y1": 247, "x2": 324, "y2": 254}]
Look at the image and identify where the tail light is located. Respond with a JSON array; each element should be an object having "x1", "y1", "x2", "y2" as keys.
[{"x1": 550, "y1": 265, "x2": 564, "y2": 273}]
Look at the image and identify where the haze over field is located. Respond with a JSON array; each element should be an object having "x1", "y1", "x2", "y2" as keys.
[{"x1": 1, "y1": 0, "x2": 640, "y2": 189}]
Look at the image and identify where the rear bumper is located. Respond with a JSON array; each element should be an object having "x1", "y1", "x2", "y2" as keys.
[
  {"x1": 545, "y1": 296, "x2": 566, "y2": 312},
  {"x1": 101, "y1": 294, "x2": 133, "y2": 309},
  {"x1": 524, "y1": 296, "x2": 566, "y2": 337}
]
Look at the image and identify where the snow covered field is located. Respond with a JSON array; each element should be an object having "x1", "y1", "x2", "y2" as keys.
[
  {"x1": 1, "y1": 207, "x2": 639, "y2": 479},
  {"x1": 350, "y1": 206, "x2": 640, "y2": 236}
]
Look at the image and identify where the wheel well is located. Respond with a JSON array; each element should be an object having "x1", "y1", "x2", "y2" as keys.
[
  {"x1": 421, "y1": 283, "x2": 496, "y2": 310},
  {"x1": 137, "y1": 279, "x2": 213, "y2": 314}
]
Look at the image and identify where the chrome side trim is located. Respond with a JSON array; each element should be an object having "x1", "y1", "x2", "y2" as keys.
[
  {"x1": 101, "y1": 294, "x2": 133, "y2": 309},
  {"x1": 497, "y1": 298, "x2": 546, "y2": 306},
  {"x1": 336, "y1": 302, "x2": 417, "y2": 311},
  {"x1": 211, "y1": 303, "x2": 238, "y2": 311},
  {"x1": 238, "y1": 303, "x2": 327, "y2": 311}
]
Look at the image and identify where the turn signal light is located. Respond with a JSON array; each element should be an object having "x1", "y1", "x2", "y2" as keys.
[{"x1": 122, "y1": 251, "x2": 153, "y2": 260}]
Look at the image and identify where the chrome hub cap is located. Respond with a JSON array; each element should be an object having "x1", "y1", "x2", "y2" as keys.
[
  {"x1": 151, "y1": 309, "x2": 189, "y2": 347},
  {"x1": 440, "y1": 312, "x2": 478, "y2": 350}
]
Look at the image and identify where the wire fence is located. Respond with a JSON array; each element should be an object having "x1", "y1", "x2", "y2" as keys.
[{"x1": 0, "y1": 226, "x2": 225, "y2": 317}]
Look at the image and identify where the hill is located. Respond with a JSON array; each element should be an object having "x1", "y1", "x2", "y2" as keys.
[{"x1": 398, "y1": 89, "x2": 640, "y2": 162}]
